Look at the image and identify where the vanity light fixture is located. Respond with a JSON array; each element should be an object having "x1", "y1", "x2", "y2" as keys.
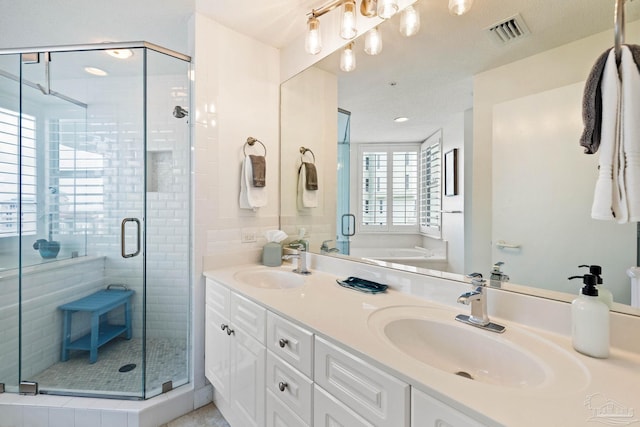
[
  {"x1": 340, "y1": 42, "x2": 357, "y2": 72},
  {"x1": 360, "y1": 0, "x2": 377, "y2": 17},
  {"x1": 448, "y1": 0, "x2": 474, "y2": 16},
  {"x1": 364, "y1": 26, "x2": 383, "y2": 55},
  {"x1": 340, "y1": 0, "x2": 358, "y2": 40},
  {"x1": 305, "y1": 16, "x2": 322, "y2": 54},
  {"x1": 84, "y1": 66, "x2": 108, "y2": 76},
  {"x1": 399, "y1": 5, "x2": 420, "y2": 36},
  {"x1": 377, "y1": 0, "x2": 399, "y2": 19},
  {"x1": 106, "y1": 48, "x2": 133, "y2": 59}
]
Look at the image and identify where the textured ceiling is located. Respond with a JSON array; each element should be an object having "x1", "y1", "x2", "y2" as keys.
[{"x1": 202, "y1": 0, "x2": 639, "y2": 143}]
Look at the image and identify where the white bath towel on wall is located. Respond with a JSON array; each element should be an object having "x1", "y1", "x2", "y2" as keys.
[
  {"x1": 296, "y1": 158, "x2": 318, "y2": 209},
  {"x1": 591, "y1": 49, "x2": 623, "y2": 221},
  {"x1": 621, "y1": 46, "x2": 640, "y2": 222},
  {"x1": 240, "y1": 156, "x2": 267, "y2": 210}
]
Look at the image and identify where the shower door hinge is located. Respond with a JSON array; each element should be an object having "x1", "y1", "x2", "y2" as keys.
[
  {"x1": 162, "y1": 380, "x2": 173, "y2": 394},
  {"x1": 19, "y1": 381, "x2": 38, "y2": 395}
]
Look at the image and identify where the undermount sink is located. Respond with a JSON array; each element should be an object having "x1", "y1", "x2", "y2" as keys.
[
  {"x1": 368, "y1": 305, "x2": 588, "y2": 391},
  {"x1": 233, "y1": 268, "x2": 305, "y2": 289}
]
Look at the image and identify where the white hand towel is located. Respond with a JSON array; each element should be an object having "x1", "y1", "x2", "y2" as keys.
[
  {"x1": 240, "y1": 156, "x2": 267, "y2": 210},
  {"x1": 296, "y1": 158, "x2": 318, "y2": 209},
  {"x1": 621, "y1": 46, "x2": 640, "y2": 222},
  {"x1": 591, "y1": 49, "x2": 623, "y2": 221}
]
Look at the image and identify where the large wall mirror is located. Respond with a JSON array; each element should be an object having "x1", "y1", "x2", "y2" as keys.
[{"x1": 280, "y1": 0, "x2": 640, "y2": 316}]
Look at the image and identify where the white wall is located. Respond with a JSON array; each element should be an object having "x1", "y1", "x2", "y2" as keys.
[{"x1": 192, "y1": 12, "x2": 281, "y2": 395}]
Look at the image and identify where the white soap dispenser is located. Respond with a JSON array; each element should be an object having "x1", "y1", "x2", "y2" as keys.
[
  {"x1": 568, "y1": 274, "x2": 610, "y2": 358},
  {"x1": 579, "y1": 264, "x2": 613, "y2": 309}
]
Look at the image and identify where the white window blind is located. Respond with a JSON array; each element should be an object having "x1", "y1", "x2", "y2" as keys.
[
  {"x1": 360, "y1": 145, "x2": 418, "y2": 232},
  {"x1": 0, "y1": 107, "x2": 36, "y2": 237},
  {"x1": 419, "y1": 131, "x2": 442, "y2": 237},
  {"x1": 52, "y1": 119, "x2": 104, "y2": 236}
]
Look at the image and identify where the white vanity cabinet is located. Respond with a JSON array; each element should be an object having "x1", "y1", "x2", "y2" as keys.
[
  {"x1": 411, "y1": 388, "x2": 487, "y2": 427},
  {"x1": 205, "y1": 278, "x2": 266, "y2": 427},
  {"x1": 265, "y1": 312, "x2": 314, "y2": 426},
  {"x1": 314, "y1": 336, "x2": 410, "y2": 427}
]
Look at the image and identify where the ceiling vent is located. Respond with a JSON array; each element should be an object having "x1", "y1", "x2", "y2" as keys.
[{"x1": 486, "y1": 13, "x2": 530, "y2": 45}]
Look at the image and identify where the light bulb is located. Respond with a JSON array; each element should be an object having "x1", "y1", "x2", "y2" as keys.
[
  {"x1": 448, "y1": 0, "x2": 474, "y2": 16},
  {"x1": 340, "y1": 0, "x2": 357, "y2": 40},
  {"x1": 305, "y1": 16, "x2": 322, "y2": 55},
  {"x1": 399, "y1": 5, "x2": 420, "y2": 37},
  {"x1": 340, "y1": 43, "x2": 356, "y2": 72},
  {"x1": 377, "y1": 0, "x2": 399, "y2": 19},
  {"x1": 364, "y1": 27, "x2": 383, "y2": 55},
  {"x1": 360, "y1": 0, "x2": 377, "y2": 17}
]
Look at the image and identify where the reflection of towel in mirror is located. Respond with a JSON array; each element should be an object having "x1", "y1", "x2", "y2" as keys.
[
  {"x1": 303, "y1": 162, "x2": 318, "y2": 190},
  {"x1": 249, "y1": 155, "x2": 266, "y2": 187},
  {"x1": 582, "y1": 45, "x2": 640, "y2": 155},
  {"x1": 240, "y1": 156, "x2": 267, "y2": 210},
  {"x1": 620, "y1": 46, "x2": 640, "y2": 222},
  {"x1": 591, "y1": 49, "x2": 622, "y2": 221},
  {"x1": 296, "y1": 159, "x2": 318, "y2": 209}
]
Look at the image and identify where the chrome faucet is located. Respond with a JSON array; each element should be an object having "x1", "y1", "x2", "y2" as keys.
[
  {"x1": 456, "y1": 274, "x2": 505, "y2": 333},
  {"x1": 320, "y1": 240, "x2": 340, "y2": 254},
  {"x1": 283, "y1": 243, "x2": 311, "y2": 275},
  {"x1": 489, "y1": 261, "x2": 509, "y2": 288}
]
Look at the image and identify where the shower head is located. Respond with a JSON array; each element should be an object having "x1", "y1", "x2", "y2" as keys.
[{"x1": 173, "y1": 105, "x2": 189, "y2": 119}]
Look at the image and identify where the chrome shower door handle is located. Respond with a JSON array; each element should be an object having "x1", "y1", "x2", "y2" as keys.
[
  {"x1": 341, "y1": 213, "x2": 356, "y2": 237},
  {"x1": 121, "y1": 218, "x2": 141, "y2": 258}
]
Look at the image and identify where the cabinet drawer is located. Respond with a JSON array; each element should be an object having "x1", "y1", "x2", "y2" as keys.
[
  {"x1": 314, "y1": 337, "x2": 410, "y2": 427},
  {"x1": 231, "y1": 292, "x2": 266, "y2": 344},
  {"x1": 206, "y1": 278, "x2": 230, "y2": 317},
  {"x1": 266, "y1": 351, "x2": 313, "y2": 425},
  {"x1": 267, "y1": 311, "x2": 313, "y2": 377},
  {"x1": 266, "y1": 389, "x2": 309, "y2": 427},
  {"x1": 314, "y1": 385, "x2": 373, "y2": 427},
  {"x1": 411, "y1": 387, "x2": 487, "y2": 427}
]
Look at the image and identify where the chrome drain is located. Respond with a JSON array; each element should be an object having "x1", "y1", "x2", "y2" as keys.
[
  {"x1": 455, "y1": 371, "x2": 473, "y2": 380},
  {"x1": 118, "y1": 363, "x2": 136, "y2": 373}
]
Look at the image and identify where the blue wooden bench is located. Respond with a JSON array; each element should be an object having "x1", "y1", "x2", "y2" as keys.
[{"x1": 59, "y1": 286, "x2": 134, "y2": 364}]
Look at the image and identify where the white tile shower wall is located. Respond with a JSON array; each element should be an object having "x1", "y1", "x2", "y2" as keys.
[
  {"x1": 0, "y1": 257, "x2": 105, "y2": 381},
  {"x1": 75, "y1": 72, "x2": 190, "y2": 341}
]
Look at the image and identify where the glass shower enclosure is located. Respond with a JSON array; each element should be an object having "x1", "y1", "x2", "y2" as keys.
[{"x1": 0, "y1": 42, "x2": 191, "y2": 399}]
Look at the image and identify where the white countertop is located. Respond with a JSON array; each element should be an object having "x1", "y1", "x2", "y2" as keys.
[{"x1": 204, "y1": 262, "x2": 640, "y2": 427}]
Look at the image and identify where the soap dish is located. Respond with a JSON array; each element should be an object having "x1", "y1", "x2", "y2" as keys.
[{"x1": 336, "y1": 276, "x2": 388, "y2": 294}]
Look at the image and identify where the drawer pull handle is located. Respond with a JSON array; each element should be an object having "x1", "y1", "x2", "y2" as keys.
[
  {"x1": 226, "y1": 328, "x2": 235, "y2": 336},
  {"x1": 278, "y1": 338, "x2": 288, "y2": 348},
  {"x1": 278, "y1": 381, "x2": 288, "y2": 392},
  {"x1": 220, "y1": 324, "x2": 228, "y2": 331}
]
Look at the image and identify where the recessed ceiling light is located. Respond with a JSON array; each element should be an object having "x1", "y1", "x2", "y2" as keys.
[
  {"x1": 394, "y1": 116, "x2": 409, "y2": 123},
  {"x1": 84, "y1": 67, "x2": 108, "y2": 76},
  {"x1": 106, "y1": 49, "x2": 133, "y2": 59}
]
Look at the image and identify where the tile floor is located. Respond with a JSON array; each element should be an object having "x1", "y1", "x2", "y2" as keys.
[{"x1": 162, "y1": 403, "x2": 230, "y2": 427}]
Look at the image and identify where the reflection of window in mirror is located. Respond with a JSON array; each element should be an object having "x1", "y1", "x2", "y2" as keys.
[
  {"x1": 419, "y1": 130, "x2": 442, "y2": 238},
  {"x1": 358, "y1": 144, "x2": 419, "y2": 232}
]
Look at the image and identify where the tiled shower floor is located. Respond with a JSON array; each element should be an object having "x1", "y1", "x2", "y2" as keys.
[{"x1": 31, "y1": 337, "x2": 187, "y2": 397}]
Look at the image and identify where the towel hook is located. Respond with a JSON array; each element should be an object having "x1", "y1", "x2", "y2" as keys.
[
  {"x1": 615, "y1": 0, "x2": 626, "y2": 65},
  {"x1": 243, "y1": 137, "x2": 267, "y2": 157},
  {"x1": 299, "y1": 146, "x2": 316, "y2": 163}
]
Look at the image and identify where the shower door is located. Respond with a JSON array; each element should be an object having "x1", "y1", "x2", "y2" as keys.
[{"x1": 0, "y1": 43, "x2": 191, "y2": 399}]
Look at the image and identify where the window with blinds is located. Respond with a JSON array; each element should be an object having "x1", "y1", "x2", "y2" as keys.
[
  {"x1": 360, "y1": 145, "x2": 418, "y2": 231},
  {"x1": 419, "y1": 131, "x2": 442, "y2": 237},
  {"x1": 0, "y1": 107, "x2": 36, "y2": 237},
  {"x1": 51, "y1": 119, "x2": 104, "y2": 236}
]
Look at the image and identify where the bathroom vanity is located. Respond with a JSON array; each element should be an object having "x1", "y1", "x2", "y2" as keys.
[{"x1": 204, "y1": 255, "x2": 640, "y2": 427}]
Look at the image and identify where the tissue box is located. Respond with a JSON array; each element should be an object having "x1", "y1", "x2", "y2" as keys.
[{"x1": 262, "y1": 242, "x2": 283, "y2": 267}]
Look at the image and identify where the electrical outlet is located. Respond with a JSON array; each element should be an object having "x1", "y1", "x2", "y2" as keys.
[{"x1": 241, "y1": 229, "x2": 257, "y2": 243}]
